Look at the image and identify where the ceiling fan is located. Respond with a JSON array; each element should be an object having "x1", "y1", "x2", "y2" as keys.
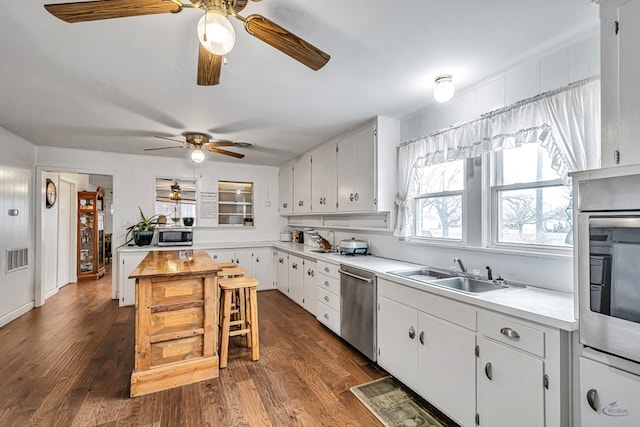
[
  {"x1": 43, "y1": 0, "x2": 331, "y2": 86},
  {"x1": 144, "y1": 132, "x2": 245, "y2": 162}
]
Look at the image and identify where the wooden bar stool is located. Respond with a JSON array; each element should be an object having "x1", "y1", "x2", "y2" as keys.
[
  {"x1": 217, "y1": 267, "x2": 246, "y2": 327},
  {"x1": 218, "y1": 276, "x2": 259, "y2": 368},
  {"x1": 217, "y1": 261, "x2": 238, "y2": 269}
]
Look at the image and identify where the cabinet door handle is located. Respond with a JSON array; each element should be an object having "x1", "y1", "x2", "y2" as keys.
[
  {"x1": 256, "y1": 257, "x2": 260, "y2": 263},
  {"x1": 419, "y1": 331, "x2": 424, "y2": 345},
  {"x1": 349, "y1": 193, "x2": 354, "y2": 202},
  {"x1": 354, "y1": 192, "x2": 359, "y2": 201},
  {"x1": 292, "y1": 263, "x2": 298, "y2": 269},
  {"x1": 408, "y1": 326, "x2": 415, "y2": 339},
  {"x1": 324, "y1": 313, "x2": 329, "y2": 319},
  {"x1": 324, "y1": 295, "x2": 329, "y2": 302},
  {"x1": 283, "y1": 203, "x2": 287, "y2": 208},
  {"x1": 311, "y1": 270, "x2": 314, "y2": 277},
  {"x1": 485, "y1": 362, "x2": 492, "y2": 381},
  {"x1": 307, "y1": 269, "x2": 311, "y2": 275},
  {"x1": 586, "y1": 389, "x2": 598, "y2": 412},
  {"x1": 279, "y1": 258, "x2": 284, "y2": 263},
  {"x1": 500, "y1": 327, "x2": 520, "y2": 340}
]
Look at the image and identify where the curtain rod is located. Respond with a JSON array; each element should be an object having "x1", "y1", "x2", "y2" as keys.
[{"x1": 400, "y1": 75, "x2": 600, "y2": 148}]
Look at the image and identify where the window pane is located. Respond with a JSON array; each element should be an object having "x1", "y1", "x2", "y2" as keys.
[
  {"x1": 497, "y1": 186, "x2": 572, "y2": 246},
  {"x1": 415, "y1": 195, "x2": 463, "y2": 239},
  {"x1": 500, "y1": 144, "x2": 560, "y2": 185},
  {"x1": 418, "y1": 160, "x2": 464, "y2": 194}
]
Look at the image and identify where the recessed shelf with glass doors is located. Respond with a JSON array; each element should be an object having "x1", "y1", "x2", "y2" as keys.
[
  {"x1": 218, "y1": 181, "x2": 253, "y2": 226},
  {"x1": 77, "y1": 187, "x2": 106, "y2": 281}
]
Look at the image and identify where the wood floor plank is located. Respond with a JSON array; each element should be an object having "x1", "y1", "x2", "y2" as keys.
[{"x1": 0, "y1": 266, "x2": 389, "y2": 426}]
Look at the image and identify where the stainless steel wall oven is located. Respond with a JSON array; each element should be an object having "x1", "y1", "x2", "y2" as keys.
[{"x1": 577, "y1": 174, "x2": 640, "y2": 363}]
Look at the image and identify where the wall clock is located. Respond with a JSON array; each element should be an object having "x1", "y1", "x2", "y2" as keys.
[{"x1": 46, "y1": 178, "x2": 57, "y2": 208}]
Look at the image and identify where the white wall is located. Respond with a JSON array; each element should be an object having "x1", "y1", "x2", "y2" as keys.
[
  {"x1": 337, "y1": 33, "x2": 600, "y2": 295},
  {"x1": 0, "y1": 127, "x2": 36, "y2": 326}
]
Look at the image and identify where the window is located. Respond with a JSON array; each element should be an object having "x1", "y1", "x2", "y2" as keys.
[
  {"x1": 155, "y1": 178, "x2": 196, "y2": 225},
  {"x1": 414, "y1": 160, "x2": 465, "y2": 240},
  {"x1": 491, "y1": 143, "x2": 572, "y2": 248}
]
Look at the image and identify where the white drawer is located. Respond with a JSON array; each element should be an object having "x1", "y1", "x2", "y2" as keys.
[
  {"x1": 316, "y1": 273, "x2": 340, "y2": 296},
  {"x1": 317, "y1": 287, "x2": 340, "y2": 312},
  {"x1": 317, "y1": 260, "x2": 340, "y2": 279},
  {"x1": 479, "y1": 313, "x2": 544, "y2": 358},
  {"x1": 316, "y1": 301, "x2": 340, "y2": 334}
]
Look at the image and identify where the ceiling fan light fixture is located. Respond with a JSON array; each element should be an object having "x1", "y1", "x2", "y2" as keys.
[
  {"x1": 191, "y1": 147, "x2": 206, "y2": 163},
  {"x1": 433, "y1": 74, "x2": 455, "y2": 103},
  {"x1": 197, "y1": 10, "x2": 236, "y2": 56}
]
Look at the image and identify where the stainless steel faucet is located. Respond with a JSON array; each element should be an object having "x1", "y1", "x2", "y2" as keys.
[
  {"x1": 327, "y1": 230, "x2": 336, "y2": 250},
  {"x1": 453, "y1": 257, "x2": 466, "y2": 274}
]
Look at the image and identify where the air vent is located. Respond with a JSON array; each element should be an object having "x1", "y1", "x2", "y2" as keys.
[{"x1": 6, "y1": 248, "x2": 28, "y2": 273}]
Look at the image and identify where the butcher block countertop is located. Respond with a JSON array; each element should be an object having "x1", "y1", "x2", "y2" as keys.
[{"x1": 129, "y1": 249, "x2": 220, "y2": 279}]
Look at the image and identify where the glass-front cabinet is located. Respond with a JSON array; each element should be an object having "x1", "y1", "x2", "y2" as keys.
[{"x1": 78, "y1": 187, "x2": 106, "y2": 281}]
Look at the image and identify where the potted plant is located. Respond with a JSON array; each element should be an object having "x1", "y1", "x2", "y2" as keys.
[{"x1": 125, "y1": 207, "x2": 159, "y2": 246}]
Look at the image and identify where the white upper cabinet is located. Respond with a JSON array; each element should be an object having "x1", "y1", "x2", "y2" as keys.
[
  {"x1": 311, "y1": 141, "x2": 338, "y2": 213},
  {"x1": 601, "y1": 0, "x2": 640, "y2": 167},
  {"x1": 293, "y1": 154, "x2": 312, "y2": 213},
  {"x1": 277, "y1": 116, "x2": 399, "y2": 216},
  {"x1": 337, "y1": 116, "x2": 399, "y2": 213},
  {"x1": 278, "y1": 162, "x2": 293, "y2": 214}
]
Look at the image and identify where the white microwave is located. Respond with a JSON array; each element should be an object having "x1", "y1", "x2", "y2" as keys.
[{"x1": 157, "y1": 227, "x2": 193, "y2": 246}]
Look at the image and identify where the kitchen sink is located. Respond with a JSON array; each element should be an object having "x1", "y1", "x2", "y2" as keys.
[
  {"x1": 387, "y1": 268, "x2": 455, "y2": 282},
  {"x1": 388, "y1": 268, "x2": 523, "y2": 294},
  {"x1": 429, "y1": 276, "x2": 510, "y2": 293}
]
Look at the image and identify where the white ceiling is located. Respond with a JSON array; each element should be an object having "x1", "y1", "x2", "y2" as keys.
[{"x1": 0, "y1": 0, "x2": 599, "y2": 167}]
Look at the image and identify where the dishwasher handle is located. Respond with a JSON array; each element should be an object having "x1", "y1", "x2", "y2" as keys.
[{"x1": 338, "y1": 269, "x2": 374, "y2": 283}]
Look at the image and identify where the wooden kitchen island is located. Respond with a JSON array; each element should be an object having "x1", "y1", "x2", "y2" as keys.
[{"x1": 128, "y1": 249, "x2": 221, "y2": 397}]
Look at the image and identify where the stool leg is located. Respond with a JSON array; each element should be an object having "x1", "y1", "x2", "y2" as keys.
[
  {"x1": 244, "y1": 288, "x2": 251, "y2": 348},
  {"x1": 249, "y1": 287, "x2": 259, "y2": 361},
  {"x1": 219, "y1": 289, "x2": 232, "y2": 369}
]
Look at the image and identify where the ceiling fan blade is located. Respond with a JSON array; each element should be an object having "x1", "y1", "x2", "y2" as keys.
[
  {"x1": 144, "y1": 145, "x2": 186, "y2": 151},
  {"x1": 209, "y1": 147, "x2": 245, "y2": 159},
  {"x1": 155, "y1": 135, "x2": 188, "y2": 144},
  {"x1": 197, "y1": 44, "x2": 222, "y2": 86},
  {"x1": 243, "y1": 14, "x2": 330, "y2": 71},
  {"x1": 205, "y1": 140, "x2": 235, "y2": 147},
  {"x1": 44, "y1": 0, "x2": 182, "y2": 23}
]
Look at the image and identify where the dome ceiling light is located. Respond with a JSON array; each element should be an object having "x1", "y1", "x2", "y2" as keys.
[{"x1": 433, "y1": 74, "x2": 455, "y2": 103}]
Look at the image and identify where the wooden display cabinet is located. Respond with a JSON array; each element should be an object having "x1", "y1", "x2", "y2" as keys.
[{"x1": 77, "y1": 187, "x2": 106, "y2": 281}]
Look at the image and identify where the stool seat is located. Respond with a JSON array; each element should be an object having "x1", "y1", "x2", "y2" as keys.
[
  {"x1": 217, "y1": 261, "x2": 237, "y2": 269},
  {"x1": 217, "y1": 267, "x2": 246, "y2": 278},
  {"x1": 218, "y1": 276, "x2": 259, "y2": 368}
]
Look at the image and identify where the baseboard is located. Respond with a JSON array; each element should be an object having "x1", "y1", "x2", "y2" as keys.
[
  {"x1": 0, "y1": 301, "x2": 35, "y2": 327},
  {"x1": 44, "y1": 287, "x2": 59, "y2": 300}
]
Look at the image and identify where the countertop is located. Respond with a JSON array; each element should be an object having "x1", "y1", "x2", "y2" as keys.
[
  {"x1": 119, "y1": 240, "x2": 578, "y2": 331},
  {"x1": 129, "y1": 249, "x2": 221, "y2": 279}
]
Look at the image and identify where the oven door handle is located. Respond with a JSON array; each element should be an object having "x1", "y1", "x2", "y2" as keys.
[
  {"x1": 338, "y1": 269, "x2": 373, "y2": 283},
  {"x1": 590, "y1": 217, "x2": 640, "y2": 228}
]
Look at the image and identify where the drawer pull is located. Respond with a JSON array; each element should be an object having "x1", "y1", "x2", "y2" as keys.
[
  {"x1": 485, "y1": 362, "x2": 492, "y2": 380},
  {"x1": 324, "y1": 267, "x2": 330, "y2": 273},
  {"x1": 324, "y1": 295, "x2": 330, "y2": 302},
  {"x1": 324, "y1": 313, "x2": 329, "y2": 320},
  {"x1": 500, "y1": 327, "x2": 520, "y2": 340},
  {"x1": 324, "y1": 281, "x2": 330, "y2": 287},
  {"x1": 408, "y1": 326, "x2": 415, "y2": 339},
  {"x1": 586, "y1": 389, "x2": 598, "y2": 412},
  {"x1": 419, "y1": 331, "x2": 424, "y2": 345}
]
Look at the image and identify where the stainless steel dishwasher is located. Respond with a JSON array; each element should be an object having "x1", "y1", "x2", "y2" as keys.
[{"x1": 339, "y1": 264, "x2": 377, "y2": 361}]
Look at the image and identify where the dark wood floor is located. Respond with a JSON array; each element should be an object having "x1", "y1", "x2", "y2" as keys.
[{"x1": 0, "y1": 267, "x2": 387, "y2": 426}]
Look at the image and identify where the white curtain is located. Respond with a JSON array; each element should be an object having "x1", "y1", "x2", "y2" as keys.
[{"x1": 393, "y1": 78, "x2": 600, "y2": 238}]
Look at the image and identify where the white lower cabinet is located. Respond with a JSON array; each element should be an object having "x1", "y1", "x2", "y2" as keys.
[
  {"x1": 377, "y1": 278, "x2": 476, "y2": 426},
  {"x1": 579, "y1": 356, "x2": 640, "y2": 426},
  {"x1": 303, "y1": 259, "x2": 317, "y2": 316},
  {"x1": 419, "y1": 312, "x2": 476, "y2": 427},
  {"x1": 316, "y1": 260, "x2": 340, "y2": 334},
  {"x1": 275, "y1": 251, "x2": 289, "y2": 295},
  {"x1": 477, "y1": 337, "x2": 544, "y2": 427},
  {"x1": 288, "y1": 254, "x2": 304, "y2": 306},
  {"x1": 379, "y1": 278, "x2": 571, "y2": 427},
  {"x1": 207, "y1": 248, "x2": 273, "y2": 291},
  {"x1": 118, "y1": 251, "x2": 147, "y2": 306}
]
